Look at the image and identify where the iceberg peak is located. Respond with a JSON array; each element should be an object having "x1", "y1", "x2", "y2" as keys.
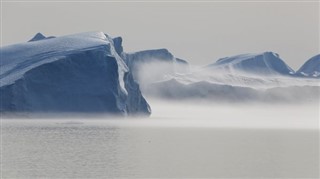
[
  {"x1": 28, "y1": 32, "x2": 46, "y2": 42},
  {"x1": 297, "y1": 54, "x2": 320, "y2": 78},
  {"x1": 28, "y1": 32, "x2": 56, "y2": 42},
  {"x1": 207, "y1": 51, "x2": 294, "y2": 76}
]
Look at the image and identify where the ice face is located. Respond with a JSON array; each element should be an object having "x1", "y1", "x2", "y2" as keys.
[
  {"x1": 0, "y1": 32, "x2": 150, "y2": 116},
  {"x1": 141, "y1": 52, "x2": 319, "y2": 102},
  {"x1": 297, "y1": 54, "x2": 320, "y2": 78},
  {"x1": 122, "y1": 48, "x2": 189, "y2": 85},
  {"x1": 28, "y1": 32, "x2": 47, "y2": 42},
  {"x1": 1, "y1": 32, "x2": 111, "y2": 86},
  {"x1": 207, "y1": 52, "x2": 295, "y2": 76},
  {"x1": 104, "y1": 34, "x2": 129, "y2": 95}
]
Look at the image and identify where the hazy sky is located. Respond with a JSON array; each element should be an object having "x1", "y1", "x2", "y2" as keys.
[{"x1": 1, "y1": 1, "x2": 319, "y2": 70}]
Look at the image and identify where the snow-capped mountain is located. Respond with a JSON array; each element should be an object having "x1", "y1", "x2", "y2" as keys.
[
  {"x1": 122, "y1": 49, "x2": 189, "y2": 85},
  {"x1": 206, "y1": 52, "x2": 295, "y2": 76},
  {"x1": 296, "y1": 54, "x2": 320, "y2": 78},
  {"x1": 0, "y1": 32, "x2": 150, "y2": 115}
]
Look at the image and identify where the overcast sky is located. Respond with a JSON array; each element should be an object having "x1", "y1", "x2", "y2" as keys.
[{"x1": 1, "y1": 1, "x2": 319, "y2": 70}]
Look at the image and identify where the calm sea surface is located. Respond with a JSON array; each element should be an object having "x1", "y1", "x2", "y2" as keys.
[{"x1": 1, "y1": 102, "x2": 319, "y2": 178}]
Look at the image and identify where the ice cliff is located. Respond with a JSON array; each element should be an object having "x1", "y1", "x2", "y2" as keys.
[
  {"x1": 122, "y1": 49, "x2": 189, "y2": 85},
  {"x1": 0, "y1": 32, "x2": 150, "y2": 116}
]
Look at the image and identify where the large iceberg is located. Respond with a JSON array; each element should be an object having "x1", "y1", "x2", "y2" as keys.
[
  {"x1": 145, "y1": 78, "x2": 319, "y2": 103},
  {"x1": 143, "y1": 52, "x2": 319, "y2": 103},
  {"x1": 0, "y1": 32, "x2": 151, "y2": 116},
  {"x1": 122, "y1": 49, "x2": 189, "y2": 85},
  {"x1": 296, "y1": 54, "x2": 320, "y2": 78},
  {"x1": 206, "y1": 52, "x2": 295, "y2": 76}
]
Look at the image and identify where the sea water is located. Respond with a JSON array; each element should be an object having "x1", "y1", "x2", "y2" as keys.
[{"x1": 1, "y1": 101, "x2": 319, "y2": 178}]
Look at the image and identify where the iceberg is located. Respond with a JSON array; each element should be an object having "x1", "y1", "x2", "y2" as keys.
[
  {"x1": 206, "y1": 52, "x2": 295, "y2": 76},
  {"x1": 145, "y1": 78, "x2": 319, "y2": 103},
  {"x1": 142, "y1": 52, "x2": 319, "y2": 103},
  {"x1": 28, "y1": 32, "x2": 55, "y2": 42},
  {"x1": 1, "y1": 32, "x2": 319, "y2": 108},
  {"x1": 296, "y1": 54, "x2": 320, "y2": 78},
  {"x1": 0, "y1": 32, "x2": 150, "y2": 116},
  {"x1": 122, "y1": 49, "x2": 189, "y2": 85}
]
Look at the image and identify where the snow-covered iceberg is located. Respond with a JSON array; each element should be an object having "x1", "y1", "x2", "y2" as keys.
[
  {"x1": 122, "y1": 49, "x2": 189, "y2": 85},
  {"x1": 144, "y1": 78, "x2": 319, "y2": 103},
  {"x1": 143, "y1": 52, "x2": 319, "y2": 103},
  {"x1": 206, "y1": 52, "x2": 295, "y2": 76},
  {"x1": 296, "y1": 54, "x2": 320, "y2": 78},
  {"x1": 0, "y1": 32, "x2": 151, "y2": 116}
]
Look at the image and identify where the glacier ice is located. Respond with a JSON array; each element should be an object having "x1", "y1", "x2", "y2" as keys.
[
  {"x1": 28, "y1": 32, "x2": 55, "y2": 42},
  {"x1": 0, "y1": 32, "x2": 150, "y2": 116},
  {"x1": 122, "y1": 48, "x2": 189, "y2": 85},
  {"x1": 1, "y1": 31, "x2": 319, "y2": 109},
  {"x1": 144, "y1": 78, "x2": 319, "y2": 103},
  {"x1": 297, "y1": 54, "x2": 320, "y2": 78},
  {"x1": 143, "y1": 52, "x2": 319, "y2": 103},
  {"x1": 206, "y1": 52, "x2": 295, "y2": 76}
]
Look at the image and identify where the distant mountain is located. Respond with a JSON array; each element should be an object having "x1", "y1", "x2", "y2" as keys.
[
  {"x1": 206, "y1": 52, "x2": 295, "y2": 76},
  {"x1": 1, "y1": 32, "x2": 150, "y2": 115},
  {"x1": 296, "y1": 54, "x2": 320, "y2": 78}
]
